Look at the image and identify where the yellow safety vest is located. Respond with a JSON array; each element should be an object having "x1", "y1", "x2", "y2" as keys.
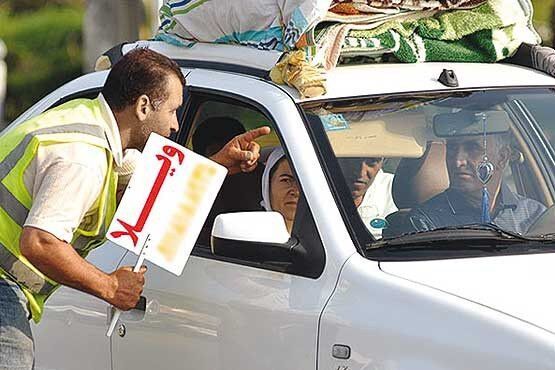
[{"x1": 0, "y1": 98, "x2": 118, "y2": 322}]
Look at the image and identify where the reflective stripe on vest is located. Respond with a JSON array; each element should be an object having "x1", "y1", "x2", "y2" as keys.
[
  {"x1": 73, "y1": 222, "x2": 107, "y2": 252},
  {"x1": 0, "y1": 123, "x2": 106, "y2": 295},
  {"x1": 0, "y1": 242, "x2": 55, "y2": 295}
]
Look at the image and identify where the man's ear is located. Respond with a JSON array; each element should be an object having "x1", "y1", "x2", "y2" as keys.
[{"x1": 134, "y1": 94, "x2": 152, "y2": 122}]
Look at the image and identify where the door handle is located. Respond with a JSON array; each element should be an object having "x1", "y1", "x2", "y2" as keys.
[
  {"x1": 107, "y1": 296, "x2": 147, "y2": 324},
  {"x1": 134, "y1": 296, "x2": 147, "y2": 311}
]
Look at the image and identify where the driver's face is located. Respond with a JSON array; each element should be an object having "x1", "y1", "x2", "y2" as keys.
[{"x1": 446, "y1": 135, "x2": 501, "y2": 194}]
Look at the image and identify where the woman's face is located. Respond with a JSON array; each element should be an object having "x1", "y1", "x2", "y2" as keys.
[{"x1": 270, "y1": 159, "x2": 299, "y2": 227}]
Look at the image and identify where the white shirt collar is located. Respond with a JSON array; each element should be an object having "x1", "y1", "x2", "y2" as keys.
[
  {"x1": 97, "y1": 93, "x2": 123, "y2": 167},
  {"x1": 361, "y1": 169, "x2": 385, "y2": 204}
]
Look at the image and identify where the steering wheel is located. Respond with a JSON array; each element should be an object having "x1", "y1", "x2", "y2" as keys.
[{"x1": 527, "y1": 205, "x2": 555, "y2": 235}]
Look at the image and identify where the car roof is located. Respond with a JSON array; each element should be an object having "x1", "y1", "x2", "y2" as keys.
[
  {"x1": 106, "y1": 41, "x2": 555, "y2": 103},
  {"x1": 307, "y1": 62, "x2": 555, "y2": 103},
  {"x1": 118, "y1": 41, "x2": 282, "y2": 79}
]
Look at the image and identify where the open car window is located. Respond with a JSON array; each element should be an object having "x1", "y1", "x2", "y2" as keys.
[
  {"x1": 179, "y1": 92, "x2": 326, "y2": 277},
  {"x1": 302, "y1": 88, "x2": 555, "y2": 250},
  {"x1": 181, "y1": 95, "x2": 307, "y2": 248}
]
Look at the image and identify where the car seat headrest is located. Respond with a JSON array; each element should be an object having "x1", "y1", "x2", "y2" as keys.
[{"x1": 392, "y1": 141, "x2": 449, "y2": 209}]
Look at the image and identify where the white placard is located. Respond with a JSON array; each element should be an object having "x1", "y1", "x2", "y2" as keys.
[{"x1": 107, "y1": 133, "x2": 227, "y2": 276}]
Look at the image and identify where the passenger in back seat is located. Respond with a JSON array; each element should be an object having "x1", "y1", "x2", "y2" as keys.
[
  {"x1": 338, "y1": 157, "x2": 397, "y2": 238},
  {"x1": 193, "y1": 117, "x2": 246, "y2": 157},
  {"x1": 193, "y1": 117, "x2": 265, "y2": 211}
]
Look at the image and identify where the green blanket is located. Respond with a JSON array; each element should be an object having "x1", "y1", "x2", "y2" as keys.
[{"x1": 310, "y1": 0, "x2": 540, "y2": 68}]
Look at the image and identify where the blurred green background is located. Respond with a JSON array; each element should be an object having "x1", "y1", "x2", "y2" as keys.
[
  {"x1": 0, "y1": 0, "x2": 554, "y2": 124},
  {"x1": 0, "y1": 1, "x2": 83, "y2": 122},
  {"x1": 0, "y1": 0, "x2": 158, "y2": 125}
]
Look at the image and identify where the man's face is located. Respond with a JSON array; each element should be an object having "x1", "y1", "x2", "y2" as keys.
[
  {"x1": 340, "y1": 157, "x2": 384, "y2": 207},
  {"x1": 446, "y1": 135, "x2": 506, "y2": 195},
  {"x1": 136, "y1": 74, "x2": 183, "y2": 149}
]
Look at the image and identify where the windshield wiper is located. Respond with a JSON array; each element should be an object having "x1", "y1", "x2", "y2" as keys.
[
  {"x1": 368, "y1": 223, "x2": 539, "y2": 252},
  {"x1": 533, "y1": 232, "x2": 555, "y2": 240}
]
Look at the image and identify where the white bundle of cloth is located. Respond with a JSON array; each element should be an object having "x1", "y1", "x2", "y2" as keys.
[{"x1": 156, "y1": 0, "x2": 332, "y2": 51}]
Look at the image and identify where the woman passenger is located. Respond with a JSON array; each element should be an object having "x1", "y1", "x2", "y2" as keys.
[{"x1": 261, "y1": 147, "x2": 299, "y2": 233}]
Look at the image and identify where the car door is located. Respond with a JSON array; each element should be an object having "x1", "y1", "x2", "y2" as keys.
[{"x1": 110, "y1": 70, "x2": 351, "y2": 370}]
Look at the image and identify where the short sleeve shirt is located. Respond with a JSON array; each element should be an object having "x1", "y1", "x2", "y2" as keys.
[{"x1": 22, "y1": 94, "x2": 123, "y2": 243}]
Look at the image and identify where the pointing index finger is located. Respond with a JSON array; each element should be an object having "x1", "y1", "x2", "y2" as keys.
[{"x1": 240, "y1": 126, "x2": 271, "y2": 143}]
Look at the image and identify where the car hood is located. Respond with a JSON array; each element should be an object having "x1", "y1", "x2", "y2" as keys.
[{"x1": 380, "y1": 253, "x2": 555, "y2": 334}]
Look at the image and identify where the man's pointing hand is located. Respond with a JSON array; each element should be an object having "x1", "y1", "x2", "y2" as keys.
[{"x1": 210, "y1": 126, "x2": 271, "y2": 175}]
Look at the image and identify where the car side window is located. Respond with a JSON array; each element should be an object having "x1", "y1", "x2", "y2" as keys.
[
  {"x1": 178, "y1": 92, "x2": 325, "y2": 277},
  {"x1": 185, "y1": 98, "x2": 275, "y2": 246},
  {"x1": 511, "y1": 93, "x2": 555, "y2": 151}
]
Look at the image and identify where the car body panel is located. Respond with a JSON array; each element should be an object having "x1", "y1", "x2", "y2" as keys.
[
  {"x1": 298, "y1": 62, "x2": 555, "y2": 102},
  {"x1": 111, "y1": 253, "x2": 329, "y2": 370},
  {"x1": 319, "y1": 253, "x2": 555, "y2": 370},
  {"x1": 380, "y1": 253, "x2": 555, "y2": 334},
  {"x1": 33, "y1": 242, "x2": 126, "y2": 370},
  {"x1": 116, "y1": 42, "x2": 555, "y2": 104}
]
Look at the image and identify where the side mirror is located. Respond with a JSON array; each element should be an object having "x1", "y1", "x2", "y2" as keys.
[{"x1": 211, "y1": 212, "x2": 296, "y2": 263}]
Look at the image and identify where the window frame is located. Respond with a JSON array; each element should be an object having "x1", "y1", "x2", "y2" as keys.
[{"x1": 178, "y1": 86, "x2": 326, "y2": 278}]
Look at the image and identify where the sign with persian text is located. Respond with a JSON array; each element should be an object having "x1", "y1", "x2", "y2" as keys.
[{"x1": 107, "y1": 133, "x2": 227, "y2": 275}]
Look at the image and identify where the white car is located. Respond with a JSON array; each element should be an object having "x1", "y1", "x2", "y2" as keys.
[{"x1": 10, "y1": 40, "x2": 555, "y2": 369}]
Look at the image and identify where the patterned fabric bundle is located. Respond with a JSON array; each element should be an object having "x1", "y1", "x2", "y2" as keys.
[
  {"x1": 309, "y1": 0, "x2": 540, "y2": 69},
  {"x1": 269, "y1": 50, "x2": 327, "y2": 98},
  {"x1": 330, "y1": 0, "x2": 486, "y2": 13},
  {"x1": 156, "y1": 0, "x2": 540, "y2": 98}
]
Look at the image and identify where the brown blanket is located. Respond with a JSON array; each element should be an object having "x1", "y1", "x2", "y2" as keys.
[{"x1": 331, "y1": 0, "x2": 486, "y2": 14}]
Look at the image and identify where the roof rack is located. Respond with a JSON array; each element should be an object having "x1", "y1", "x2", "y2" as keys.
[{"x1": 95, "y1": 40, "x2": 284, "y2": 80}]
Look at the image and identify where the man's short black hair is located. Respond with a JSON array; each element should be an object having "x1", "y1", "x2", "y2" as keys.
[
  {"x1": 102, "y1": 47, "x2": 185, "y2": 112},
  {"x1": 192, "y1": 117, "x2": 246, "y2": 156}
]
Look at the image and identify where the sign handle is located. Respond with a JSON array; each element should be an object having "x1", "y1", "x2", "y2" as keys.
[{"x1": 106, "y1": 236, "x2": 149, "y2": 337}]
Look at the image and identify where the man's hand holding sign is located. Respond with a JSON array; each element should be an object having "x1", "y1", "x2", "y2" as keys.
[{"x1": 106, "y1": 126, "x2": 270, "y2": 336}]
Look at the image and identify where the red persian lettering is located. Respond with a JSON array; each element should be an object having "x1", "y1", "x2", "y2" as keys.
[{"x1": 110, "y1": 145, "x2": 185, "y2": 246}]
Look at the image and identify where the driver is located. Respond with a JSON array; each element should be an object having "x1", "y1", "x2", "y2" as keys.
[{"x1": 402, "y1": 116, "x2": 546, "y2": 235}]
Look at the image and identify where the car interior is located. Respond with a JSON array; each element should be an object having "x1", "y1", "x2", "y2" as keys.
[
  {"x1": 318, "y1": 98, "x2": 555, "y2": 240},
  {"x1": 180, "y1": 92, "x2": 555, "y2": 246},
  {"x1": 183, "y1": 98, "x2": 296, "y2": 247},
  {"x1": 181, "y1": 97, "x2": 326, "y2": 277}
]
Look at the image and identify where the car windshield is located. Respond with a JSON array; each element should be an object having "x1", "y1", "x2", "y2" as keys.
[{"x1": 302, "y1": 88, "x2": 555, "y2": 249}]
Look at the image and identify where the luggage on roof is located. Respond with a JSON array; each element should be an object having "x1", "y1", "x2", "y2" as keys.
[
  {"x1": 154, "y1": 0, "x2": 545, "y2": 99},
  {"x1": 156, "y1": 0, "x2": 539, "y2": 70}
]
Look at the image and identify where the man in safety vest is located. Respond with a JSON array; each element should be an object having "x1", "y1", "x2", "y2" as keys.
[{"x1": 0, "y1": 47, "x2": 269, "y2": 369}]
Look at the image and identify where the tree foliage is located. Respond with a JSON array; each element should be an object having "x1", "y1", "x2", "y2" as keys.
[
  {"x1": 0, "y1": 5, "x2": 83, "y2": 122},
  {"x1": 0, "y1": 0, "x2": 83, "y2": 14}
]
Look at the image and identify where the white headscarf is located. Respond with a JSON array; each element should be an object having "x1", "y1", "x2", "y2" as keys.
[{"x1": 261, "y1": 147, "x2": 285, "y2": 211}]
